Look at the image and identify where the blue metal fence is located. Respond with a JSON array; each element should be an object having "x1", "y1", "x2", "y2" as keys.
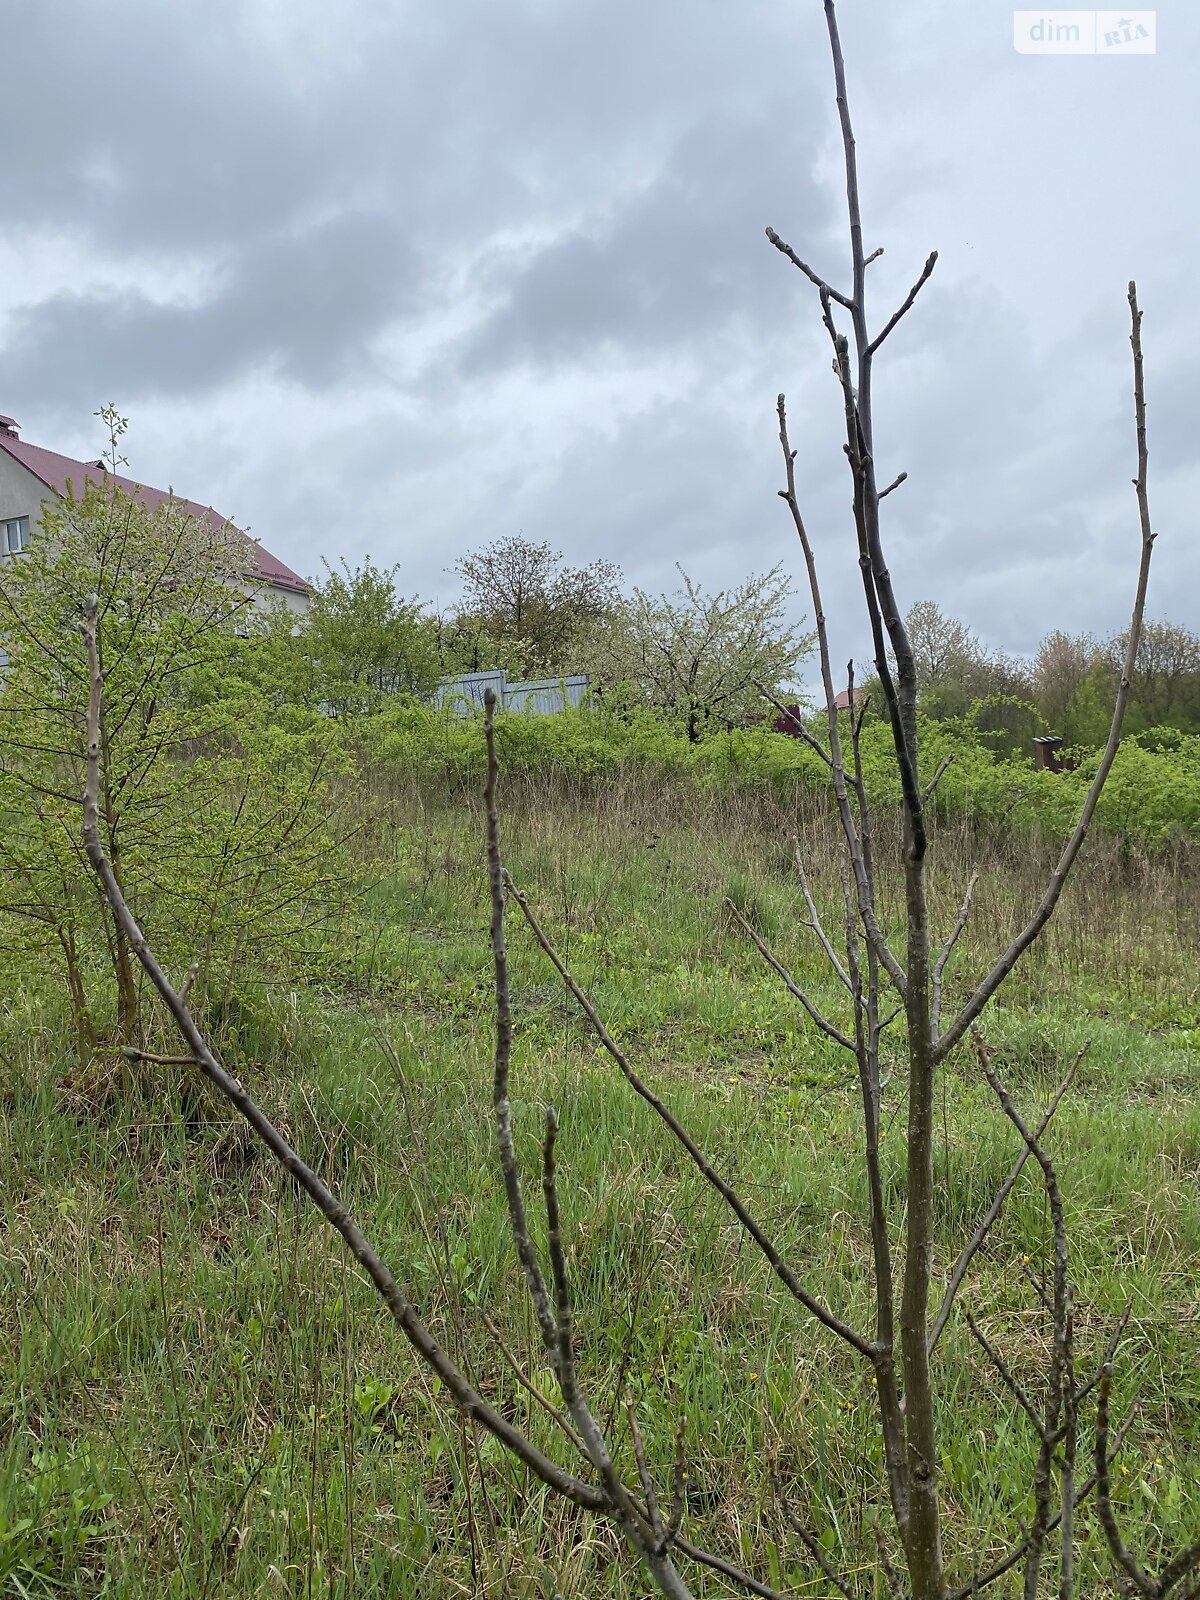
[{"x1": 434, "y1": 670, "x2": 590, "y2": 717}]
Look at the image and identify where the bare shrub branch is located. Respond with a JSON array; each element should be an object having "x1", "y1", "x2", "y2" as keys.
[
  {"x1": 764, "y1": 224, "x2": 854, "y2": 309},
  {"x1": 931, "y1": 870, "x2": 979, "y2": 1036},
  {"x1": 867, "y1": 250, "x2": 939, "y2": 355},
  {"x1": 726, "y1": 897, "x2": 857, "y2": 1051},
  {"x1": 938, "y1": 283, "x2": 1157, "y2": 1062},
  {"x1": 503, "y1": 870, "x2": 875, "y2": 1357},
  {"x1": 79, "y1": 597, "x2": 607, "y2": 1514},
  {"x1": 929, "y1": 1043, "x2": 1087, "y2": 1355}
]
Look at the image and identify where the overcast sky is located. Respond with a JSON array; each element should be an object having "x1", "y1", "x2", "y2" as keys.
[{"x1": 2, "y1": 0, "x2": 1195, "y2": 667}]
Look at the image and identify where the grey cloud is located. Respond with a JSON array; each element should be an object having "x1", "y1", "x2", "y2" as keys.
[
  {"x1": 461, "y1": 107, "x2": 830, "y2": 372},
  {"x1": 2, "y1": 0, "x2": 1197, "y2": 657},
  {"x1": 3, "y1": 213, "x2": 420, "y2": 401}
]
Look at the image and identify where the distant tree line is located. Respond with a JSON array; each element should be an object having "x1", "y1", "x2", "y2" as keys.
[
  {"x1": 856, "y1": 599, "x2": 1200, "y2": 754},
  {"x1": 265, "y1": 545, "x2": 1200, "y2": 755},
  {"x1": 262, "y1": 535, "x2": 814, "y2": 744}
]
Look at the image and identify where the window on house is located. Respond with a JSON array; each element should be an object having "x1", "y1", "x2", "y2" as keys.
[{"x1": 2, "y1": 516, "x2": 31, "y2": 555}]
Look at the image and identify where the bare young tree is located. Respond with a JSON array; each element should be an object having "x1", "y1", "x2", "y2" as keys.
[{"x1": 75, "y1": 4, "x2": 1198, "y2": 1598}]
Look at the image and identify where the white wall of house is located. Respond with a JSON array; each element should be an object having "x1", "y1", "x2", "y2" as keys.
[
  {"x1": 0, "y1": 460, "x2": 308, "y2": 616},
  {"x1": 235, "y1": 577, "x2": 311, "y2": 618},
  {"x1": 0, "y1": 454, "x2": 52, "y2": 550}
]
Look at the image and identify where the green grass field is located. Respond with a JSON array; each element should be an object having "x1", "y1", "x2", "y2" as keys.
[{"x1": 3, "y1": 773, "x2": 1199, "y2": 1598}]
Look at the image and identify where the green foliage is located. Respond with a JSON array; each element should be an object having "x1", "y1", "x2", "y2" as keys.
[
  {"x1": 588, "y1": 565, "x2": 815, "y2": 742},
  {"x1": 0, "y1": 434, "x2": 358, "y2": 1054},
  {"x1": 278, "y1": 557, "x2": 442, "y2": 717},
  {"x1": 451, "y1": 534, "x2": 620, "y2": 678},
  {"x1": 910, "y1": 602, "x2": 1200, "y2": 747},
  {"x1": 2, "y1": 780, "x2": 1197, "y2": 1596},
  {"x1": 364, "y1": 698, "x2": 1200, "y2": 848}
]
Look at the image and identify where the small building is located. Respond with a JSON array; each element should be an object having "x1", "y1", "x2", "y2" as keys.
[
  {"x1": 1032, "y1": 735, "x2": 1078, "y2": 774},
  {"x1": 772, "y1": 686, "x2": 857, "y2": 738},
  {"x1": 0, "y1": 416, "x2": 309, "y2": 615}
]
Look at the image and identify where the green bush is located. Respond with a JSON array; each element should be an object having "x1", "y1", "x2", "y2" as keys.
[{"x1": 364, "y1": 700, "x2": 1200, "y2": 850}]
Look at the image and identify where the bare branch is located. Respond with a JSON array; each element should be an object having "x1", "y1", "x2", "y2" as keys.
[
  {"x1": 929, "y1": 1042, "x2": 1086, "y2": 1356},
  {"x1": 667, "y1": 1414, "x2": 687, "y2": 1543},
  {"x1": 726, "y1": 897, "x2": 856, "y2": 1051},
  {"x1": 487, "y1": 692, "x2": 697, "y2": 1599},
  {"x1": 931, "y1": 870, "x2": 979, "y2": 1038},
  {"x1": 626, "y1": 1395, "x2": 665, "y2": 1545},
  {"x1": 484, "y1": 691, "x2": 560, "y2": 1356},
  {"x1": 774, "y1": 394, "x2": 907, "y2": 1000},
  {"x1": 946, "y1": 1414, "x2": 1135, "y2": 1600},
  {"x1": 478, "y1": 1310, "x2": 586, "y2": 1456},
  {"x1": 79, "y1": 601, "x2": 608, "y2": 1516},
  {"x1": 876, "y1": 1532, "x2": 908, "y2": 1600},
  {"x1": 964, "y1": 1311, "x2": 1049, "y2": 1443},
  {"x1": 120, "y1": 1047, "x2": 199, "y2": 1067},
  {"x1": 939, "y1": 283, "x2": 1158, "y2": 1062},
  {"x1": 878, "y1": 470, "x2": 908, "y2": 500},
  {"x1": 778, "y1": 1488, "x2": 862, "y2": 1600},
  {"x1": 867, "y1": 251, "x2": 939, "y2": 355},
  {"x1": 974, "y1": 1035, "x2": 1079, "y2": 1600},
  {"x1": 1076, "y1": 1300, "x2": 1133, "y2": 1406},
  {"x1": 1160, "y1": 1543, "x2": 1200, "y2": 1599},
  {"x1": 671, "y1": 1538, "x2": 789, "y2": 1600},
  {"x1": 921, "y1": 753, "x2": 954, "y2": 802},
  {"x1": 504, "y1": 871, "x2": 876, "y2": 1357},
  {"x1": 1095, "y1": 1371, "x2": 1158, "y2": 1596},
  {"x1": 765, "y1": 225, "x2": 855, "y2": 309},
  {"x1": 792, "y1": 836, "x2": 853, "y2": 993},
  {"x1": 754, "y1": 677, "x2": 833, "y2": 768},
  {"x1": 1096, "y1": 1371, "x2": 1200, "y2": 1599}
]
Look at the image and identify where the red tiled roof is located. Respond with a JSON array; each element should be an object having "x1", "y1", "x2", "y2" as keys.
[{"x1": 0, "y1": 431, "x2": 309, "y2": 595}]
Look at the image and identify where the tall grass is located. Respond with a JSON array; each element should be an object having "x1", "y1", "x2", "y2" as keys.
[{"x1": 2, "y1": 760, "x2": 1197, "y2": 1596}]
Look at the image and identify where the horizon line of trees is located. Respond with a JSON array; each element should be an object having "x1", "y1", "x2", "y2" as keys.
[
  {"x1": 883, "y1": 598, "x2": 1200, "y2": 752},
  {"x1": 274, "y1": 537, "x2": 1200, "y2": 752},
  {"x1": 269, "y1": 535, "x2": 814, "y2": 743}
]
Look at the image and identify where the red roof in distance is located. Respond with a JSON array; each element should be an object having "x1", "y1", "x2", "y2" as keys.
[{"x1": 0, "y1": 428, "x2": 309, "y2": 595}]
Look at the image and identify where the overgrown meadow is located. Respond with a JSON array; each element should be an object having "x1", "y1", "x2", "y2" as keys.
[{"x1": 2, "y1": 708, "x2": 1198, "y2": 1597}]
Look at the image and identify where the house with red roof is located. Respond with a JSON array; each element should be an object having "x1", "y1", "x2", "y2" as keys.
[{"x1": 0, "y1": 415, "x2": 310, "y2": 614}]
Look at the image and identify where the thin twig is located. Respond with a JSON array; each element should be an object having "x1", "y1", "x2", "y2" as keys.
[
  {"x1": 1095, "y1": 1369, "x2": 1200, "y2": 1599},
  {"x1": 626, "y1": 1395, "x2": 665, "y2": 1544},
  {"x1": 484, "y1": 691, "x2": 560, "y2": 1357},
  {"x1": 867, "y1": 250, "x2": 939, "y2": 354},
  {"x1": 774, "y1": 393, "x2": 907, "y2": 1001},
  {"x1": 878, "y1": 470, "x2": 908, "y2": 500},
  {"x1": 479, "y1": 1311, "x2": 587, "y2": 1456},
  {"x1": 929, "y1": 1043, "x2": 1086, "y2": 1355},
  {"x1": 921, "y1": 753, "x2": 953, "y2": 802},
  {"x1": 946, "y1": 1415, "x2": 1134, "y2": 1599},
  {"x1": 726, "y1": 897, "x2": 856, "y2": 1052},
  {"x1": 1095, "y1": 1370, "x2": 1156, "y2": 1595},
  {"x1": 791, "y1": 836, "x2": 854, "y2": 993},
  {"x1": 121, "y1": 1047, "x2": 199, "y2": 1067},
  {"x1": 504, "y1": 871, "x2": 876, "y2": 1357},
  {"x1": 754, "y1": 679, "x2": 833, "y2": 768},
  {"x1": 777, "y1": 1489, "x2": 862, "y2": 1600},
  {"x1": 938, "y1": 284, "x2": 1158, "y2": 1061},
  {"x1": 931, "y1": 870, "x2": 979, "y2": 1038},
  {"x1": 765, "y1": 226, "x2": 855, "y2": 309},
  {"x1": 964, "y1": 1311, "x2": 1049, "y2": 1443}
]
